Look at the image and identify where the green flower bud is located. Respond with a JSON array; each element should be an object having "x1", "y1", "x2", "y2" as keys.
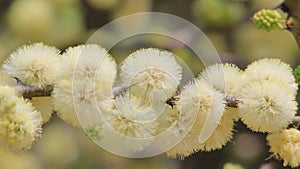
[{"x1": 252, "y1": 9, "x2": 284, "y2": 32}]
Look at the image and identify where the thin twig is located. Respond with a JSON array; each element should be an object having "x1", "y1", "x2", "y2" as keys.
[
  {"x1": 293, "y1": 116, "x2": 300, "y2": 124},
  {"x1": 15, "y1": 84, "x2": 53, "y2": 98}
]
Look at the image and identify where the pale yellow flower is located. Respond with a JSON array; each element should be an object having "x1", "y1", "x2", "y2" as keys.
[
  {"x1": 58, "y1": 45, "x2": 83, "y2": 78},
  {"x1": 0, "y1": 85, "x2": 42, "y2": 151},
  {"x1": 243, "y1": 58, "x2": 298, "y2": 95},
  {"x1": 200, "y1": 63, "x2": 243, "y2": 96},
  {"x1": 239, "y1": 81, "x2": 297, "y2": 133},
  {"x1": 53, "y1": 44, "x2": 117, "y2": 126},
  {"x1": 267, "y1": 128, "x2": 300, "y2": 168},
  {"x1": 2, "y1": 43, "x2": 61, "y2": 87},
  {"x1": 166, "y1": 79, "x2": 231, "y2": 158},
  {"x1": 52, "y1": 79, "x2": 79, "y2": 126},
  {"x1": 119, "y1": 48, "x2": 182, "y2": 105},
  {"x1": 199, "y1": 110, "x2": 235, "y2": 151},
  {"x1": 102, "y1": 96, "x2": 157, "y2": 152},
  {"x1": 200, "y1": 63, "x2": 243, "y2": 121},
  {"x1": 0, "y1": 86, "x2": 18, "y2": 113}
]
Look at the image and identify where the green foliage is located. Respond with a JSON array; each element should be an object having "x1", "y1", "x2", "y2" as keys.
[
  {"x1": 293, "y1": 65, "x2": 300, "y2": 85},
  {"x1": 193, "y1": 0, "x2": 245, "y2": 28}
]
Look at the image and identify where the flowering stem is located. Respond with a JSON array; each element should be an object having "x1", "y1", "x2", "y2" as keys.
[{"x1": 15, "y1": 83, "x2": 300, "y2": 125}]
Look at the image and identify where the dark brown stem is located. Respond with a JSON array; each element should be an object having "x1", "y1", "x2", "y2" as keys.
[
  {"x1": 224, "y1": 96, "x2": 239, "y2": 108},
  {"x1": 15, "y1": 84, "x2": 53, "y2": 98},
  {"x1": 293, "y1": 116, "x2": 300, "y2": 124},
  {"x1": 15, "y1": 83, "x2": 300, "y2": 124},
  {"x1": 283, "y1": 0, "x2": 300, "y2": 48}
]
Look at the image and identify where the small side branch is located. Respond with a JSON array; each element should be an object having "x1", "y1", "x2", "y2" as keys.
[
  {"x1": 293, "y1": 116, "x2": 300, "y2": 124},
  {"x1": 224, "y1": 96, "x2": 239, "y2": 108},
  {"x1": 15, "y1": 84, "x2": 53, "y2": 98}
]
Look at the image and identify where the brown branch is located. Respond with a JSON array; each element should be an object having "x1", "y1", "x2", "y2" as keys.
[
  {"x1": 224, "y1": 96, "x2": 239, "y2": 108},
  {"x1": 293, "y1": 116, "x2": 300, "y2": 124},
  {"x1": 15, "y1": 84, "x2": 53, "y2": 98},
  {"x1": 283, "y1": 0, "x2": 300, "y2": 48},
  {"x1": 14, "y1": 83, "x2": 300, "y2": 124}
]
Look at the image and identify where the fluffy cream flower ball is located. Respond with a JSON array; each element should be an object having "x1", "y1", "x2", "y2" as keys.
[
  {"x1": 267, "y1": 128, "x2": 300, "y2": 168},
  {"x1": 166, "y1": 79, "x2": 234, "y2": 159},
  {"x1": 200, "y1": 63, "x2": 244, "y2": 96},
  {"x1": 52, "y1": 44, "x2": 117, "y2": 127},
  {"x1": 200, "y1": 63, "x2": 244, "y2": 121},
  {"x1": 119, "y1": 48, "x2": 182, "y2": 105},
  {"x1": 243, "y1": 58, "x2": 298, "y2": 95},
  {"x1": 2, "y1": 43, "x2": 61, "y2": 87},
  {"x1": 0, "y1": 85, "x2": 42, "y2": 151},
  {"x1": 239, "y1": 81, "x2": 297, "y2": 133}
]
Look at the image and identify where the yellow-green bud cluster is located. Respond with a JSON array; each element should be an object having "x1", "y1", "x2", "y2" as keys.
[{"x1": 252, "y1": 9, "x2": 284, "y2": 32}]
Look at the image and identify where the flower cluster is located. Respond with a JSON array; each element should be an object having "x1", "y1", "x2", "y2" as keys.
[
  {"x1": 252, "y1": 9, "x2": 284, "y2": 32},
  {"x1": 119, "y1": 48, "x2": 182, "y2": 106},
  {"x1": 0, "y1": 42, "x2": 299, "y2": 168},
  {"x1": 267, "y1": 128, "x2": 300, "y2": 168},
  {"x1": 2, "y1": 43, "x2": 61, "y2": 87},
  {"x1": 0, "y1": 85, "x2": 42, "y2": 151},
  {"x1": 239, "y1": 58, "x2": 297, "y2": 133},
  {"x1": 166, "y1": 79, "x2": 229, "y2": 158},
  {"x1": 2, "y1": 43, "x2": 61, "y2": 123},
  {"x1": 52, "y1": 44, "x2": 117, "y2": 127}
]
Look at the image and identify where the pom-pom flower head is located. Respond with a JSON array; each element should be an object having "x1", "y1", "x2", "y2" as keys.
[
  {"x1": 2, "y1": 43, "x2": 61, "y2": 87},
  {"x1": 252, "y1": 9, "x2": 284, "y2": 32},
  {"x1": 0, "y1": 85, "x2": 42, "y2": 151},
  {"x1": 96, "y1": 92, "x2": 162, "y2": 152},
  {"x1": 119, "y1": 48, "x2": 182, "y2": 105},
  {"x1": 70, "y1": 44, "x2": 117, "y2": 103},
  {"x1": 244, "y1": 58, "x2": 298, "y2": 95},
  {"x1": 200, "y1": 63, "x2": 244, "y2": 121},
  {"x1": 166, "y1": 79, "x2": 233, "y2": 159},
  {"x1": 200, "y1": 63, "x2": 243, "y2": 97},
  {"x1": 267, "y1": 128, "x2": 300, "y2": 168},
  {"x1": 239, "y1": 81, "x2": 297, "y2": 133},
  {"x1": 52, "y1": 79, "x2": 80, "y2": 126},
  {"x1": 52, "y1": 44, "x2": 117, "y2": 127},
  {"x1": 104, "y1": 109, "x2": 155, "y2": 152}
]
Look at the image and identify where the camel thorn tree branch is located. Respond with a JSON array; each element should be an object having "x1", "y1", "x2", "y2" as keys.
[{"x1": 14, "y1": 82, "x2": 300, "y2": 124}]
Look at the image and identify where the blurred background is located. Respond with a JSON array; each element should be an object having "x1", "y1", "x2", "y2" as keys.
[{"x1": 0, "y1": 0, "x2": 299, "y2": 169}]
